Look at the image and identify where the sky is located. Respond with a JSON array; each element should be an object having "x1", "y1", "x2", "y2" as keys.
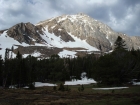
[{"x1": 0, "y1": 0, "x2": 140, "y2": 36}]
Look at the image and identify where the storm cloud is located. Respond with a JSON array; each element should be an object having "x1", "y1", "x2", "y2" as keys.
[{"x1": 0, "y1": 0, "x2": 139, "y2": 36}]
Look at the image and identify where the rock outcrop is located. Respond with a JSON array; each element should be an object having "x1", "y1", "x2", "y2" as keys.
[{"x1": 7, "y1": 22, "x2": 45, "y2": 45}]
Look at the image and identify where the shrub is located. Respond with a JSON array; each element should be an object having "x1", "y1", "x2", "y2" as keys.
[
  {"x1": 58, "y1": 83, "x2": 65, "y2": 91},
  {"x1": 53, "y1": 86, "x2": 57, "y2": 91},
  {"x1": 29, "y1": 83, "x2": 35, "y2": 90},
  {"x1": 65, "y1": 85, "x2": 71, "y2": 91},
  {"x1": 78, "y1": 85, "x2": 84, "y2": 92}
]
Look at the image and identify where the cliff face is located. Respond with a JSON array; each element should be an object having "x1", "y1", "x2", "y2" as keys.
[{"x1": 6, "y1": 22, "x2": 45, "y2": 45}]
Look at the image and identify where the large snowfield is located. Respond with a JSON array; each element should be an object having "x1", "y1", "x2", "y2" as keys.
[{"x1": 42, "y1": 28, "x2": 99, "y2": 51}]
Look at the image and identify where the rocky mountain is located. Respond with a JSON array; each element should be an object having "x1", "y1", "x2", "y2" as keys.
[
  {"x1": 36, "y1": 13, "x2": 140, "y2": 51},
  {"x1": 0, "y1": 13, "x2": 140, "y2": 59}
]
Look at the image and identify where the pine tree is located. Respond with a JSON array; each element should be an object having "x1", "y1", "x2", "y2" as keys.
[
  {"x1": 114, "y1": 36, "x2": 127, "y2": 51},
  {"x1": 16, "y1": 51, "x2": 22, "y2": 59}
]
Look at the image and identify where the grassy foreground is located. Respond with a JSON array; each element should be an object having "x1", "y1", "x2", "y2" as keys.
[{"x1": 0, "y1": 84, "x2": 140, "y2": 105}]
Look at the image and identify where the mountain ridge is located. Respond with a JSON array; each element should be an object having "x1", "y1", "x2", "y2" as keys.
[
  {"x1": 0, "y1": 13, "x2": 140, "y2": 59},
  {"x1": 36, "y1": 13, "x2": 140, "y2": 51}
]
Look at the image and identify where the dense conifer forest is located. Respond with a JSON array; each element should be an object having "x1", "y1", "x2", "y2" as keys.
[{"x1": 0, "y1": 36, "x2": 140, "y2": 88}]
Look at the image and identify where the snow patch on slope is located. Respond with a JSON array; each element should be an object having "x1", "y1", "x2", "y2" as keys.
[
  {"x1": 68, "y1": 33, "x2": 99, "y2": 51},
  {"x1": 41, "y1": 27, "x2": 99, "y2": 51},
  {"x1": 58, "y1": 50, "x2": 77, "y2": 58},
  {"x1": 31, "y1": 51, "x2": 41, "y2": 57},
  {"x1": 0, "y1": 31, "x2": 28, "y2": 59},
  {"x1": 22, "y1": 50, "x2": 41, "y2": 58}
]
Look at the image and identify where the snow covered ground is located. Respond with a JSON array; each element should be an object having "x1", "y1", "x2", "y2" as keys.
[
  {"x1": 92, "y1": 87, "x2": 129, "y2": 90},
  {"x1": 133, "y1": 82, "x2": 140, "y2": 85},
  {"x1": 9, "y1": 82, "x2": 57, "y2": 89},
  {"x1": 64, "y1": 72, "x2": 97, "y2": 85},
  {"x1": 64, "y1": 78, "x2": 97, "y2": 85},
  {"x1": 34, "y1": 82, "x2": 57, "y2": 87},
  {"x1": 58, "y1": 50, "x2": 77, "y2": 58}
]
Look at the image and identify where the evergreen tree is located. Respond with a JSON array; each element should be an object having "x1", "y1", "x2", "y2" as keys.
[
  {"x1": 114, "y1": 36, "x2": 127, "y2": 51},
  {"x1": 16, "y1": 51, "x2": 22, "y2": 59}
]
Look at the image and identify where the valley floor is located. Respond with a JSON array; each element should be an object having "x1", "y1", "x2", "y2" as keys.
[{"x1": 0, "y1": 85, "x2": 140, "y2": 105}]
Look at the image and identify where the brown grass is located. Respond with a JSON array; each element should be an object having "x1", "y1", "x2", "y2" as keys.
[{"x1": 0, "y1": 85, "x2": 140, "y2": 105}]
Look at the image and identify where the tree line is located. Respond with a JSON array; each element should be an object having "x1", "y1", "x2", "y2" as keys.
[
  {"x1": 0, "y1": 50, "x2": 96, "y2": 88},
  {"x1": 0, "y1": 36, "x2": 140, "y2": 88}
]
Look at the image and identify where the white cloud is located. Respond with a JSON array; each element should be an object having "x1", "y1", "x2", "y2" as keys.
[{"x1": 0, "y1": 0, "x2": 61, "y2": 29}]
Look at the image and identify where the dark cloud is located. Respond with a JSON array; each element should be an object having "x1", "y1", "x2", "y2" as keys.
[
  {"x1": 88, "y1": 6, "x2": 111, "y2": 22},
  {"x1": 122, "y1": 0, "x2": 140, "y2": 7},
  {"x1": 110, "y1": 4, "x2": 127, "y2": 19}
]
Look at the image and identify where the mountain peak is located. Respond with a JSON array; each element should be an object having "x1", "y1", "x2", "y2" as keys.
[
  {"x1": 77, "y1": 13, "x2": 87, "y2": 16},
  {"x1": 35, "y1": 13, "x2": 140, "y2": 52},
  {"x1": 36, "y1": 13, "x2": 95, "y2": 26},
  {"x1": 1, "y1": 13, "x2": 140, "y2": 59},
  {"x1": 36, "y1": 13, "x2": 113, "y2": 51}
]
